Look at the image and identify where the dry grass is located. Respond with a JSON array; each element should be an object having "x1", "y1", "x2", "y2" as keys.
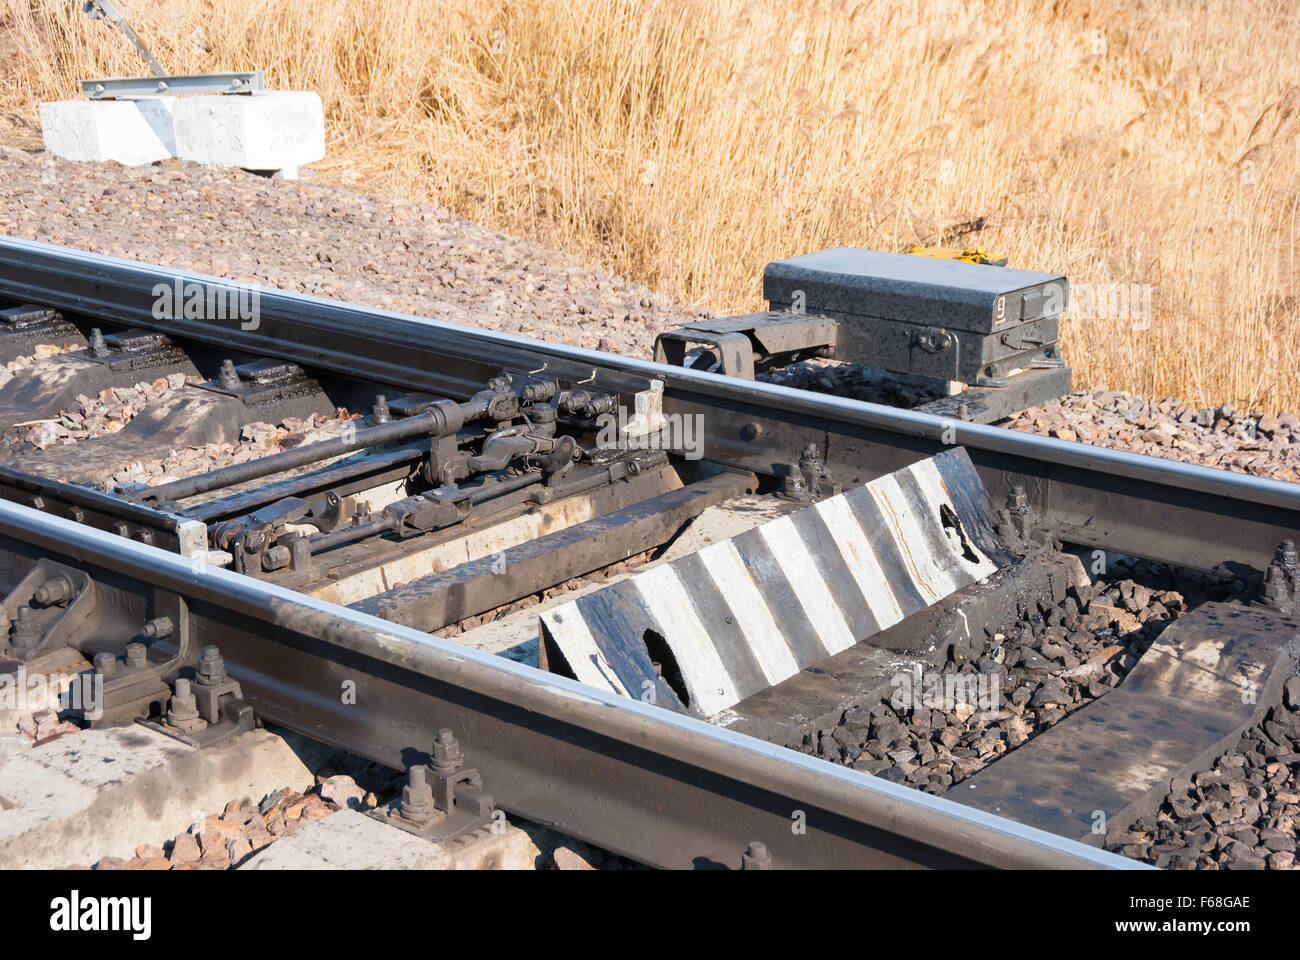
[{"x1": 2, "y1": 0, "x2": 1298, "y2": 409}]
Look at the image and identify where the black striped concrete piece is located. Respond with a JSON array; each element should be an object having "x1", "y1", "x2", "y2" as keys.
[{"x1": 540, "y1": 447, "x2": 1010, "y2": 716}]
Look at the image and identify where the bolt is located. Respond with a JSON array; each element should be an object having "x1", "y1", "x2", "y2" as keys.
[
  {"x1": 111, "y1": 522, "x2": 129, "y2": 538},
  {"x1": 88, "y1": 328, "x2": 108, "y2": 358},
  {"x1": 1263, "y1": 539, "x2": 1299, "y2": 612},
  {"x1": 196, "y1": 645, "x2": 226, "y2": 686},
  {"x1": 1007, "y1": 485, "x2": 1033, "y2": 537},
  {"x1": 66, "y1": 507, "x2": 85, "y2": 523},
  {"x1": 33, "y1": 575, "x2": 73, "y2": 606},
  {"x1": 93, "y1": 651, "x2": 117, "y2": 678},
  {"x1": 742, "y1": 840, "x2": 773, "y2": 870},
  {"x1": 431, "y1": 728, "x2": 462, "y2": 775},
  {"x1": 124, "y1": 642, "x2": 147, "y2": 669},
  {"x1": 372, "y1": 394, "x2": 391, "y2": 424},
  {"x1": 140, "y1": 616, "x2": 174, "y2": 639},
  {"x1": 166, "y1": 678, "x2": 207, "y2": 734},
  {"x1": 218, "y1": 359, "x2": 239, "y2": 389},
  {"x1": 400, "y1": 764, "x2": 435, "y2": 824},
  {"x1": 741, "y1": 421, "x2": 763, "y2": 441},
  {"x1": 958, "y1": 402, "x2": 970, "y2": 421},
  {"x1": 10, "y1": 606, "x2": 43, "y2": 659},
  {"x1": 134, "y1": 529, "x2": 155, "y2": 546}
]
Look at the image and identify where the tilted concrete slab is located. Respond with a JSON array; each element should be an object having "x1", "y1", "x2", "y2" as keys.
[
  {"x1": 952, "y1": 601, "x2": 1299, "y2": 845},
  {"x1": 541, "y1": 448, "x2": 1011, "y2": 716}
]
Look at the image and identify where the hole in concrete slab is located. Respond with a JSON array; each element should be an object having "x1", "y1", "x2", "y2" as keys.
[
  {"x1": 642, "y1": 629, "x2": 689, "y2": 709},
  {"x1": 939, "y1": 503, "x2": 980, "y2": 564}
]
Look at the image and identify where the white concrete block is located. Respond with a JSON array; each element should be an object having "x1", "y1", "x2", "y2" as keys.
[
  {"x1": 172, "y1": 91, "x2": 325, "y2": 172},
  {"x1": 39, "y1": 98, "x2": 176, "y2": 165},
  {"x1": 239, "y1": 809, "x2": 542, "y2": 870},
  {"x1": 0, "y1": 726, "x2": 316, "y2": 868}
]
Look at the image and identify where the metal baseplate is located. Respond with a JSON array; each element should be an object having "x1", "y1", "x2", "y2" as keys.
[
  {"x1": 137, "y1": 666, "x2": 257, "y2": 749},
  {"x1": 370, "y1": 729, "x2": 499, "y2": 845},
  {"x1": 0, "y1": 557, "x2": 257, "y2": 748},
  {"x1": 0, "y1": 305, "x2": 83, "y2": 363}
]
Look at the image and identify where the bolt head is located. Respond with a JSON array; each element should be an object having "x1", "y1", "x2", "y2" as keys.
[{"x1": 432, "y1": 729, "x2": 461, "y2": 764}]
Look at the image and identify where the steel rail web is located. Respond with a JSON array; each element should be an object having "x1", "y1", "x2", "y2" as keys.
[
  {"x1": 0, "y1": 499, "x2": 1139, "y2": 869},
  {"x1": 0, "y1": 237, "x2": 1296, "y2": 573}
]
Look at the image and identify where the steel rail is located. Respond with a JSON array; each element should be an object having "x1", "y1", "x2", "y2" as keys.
[
  {"x1": 0, "y1": 498, "x2": 1140, "y2": 869},
  {"x1": 0, "y1": 237, "x2": 1295, "y2": 574}
]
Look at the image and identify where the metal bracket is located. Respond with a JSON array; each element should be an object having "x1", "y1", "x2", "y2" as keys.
[
  {"x1": 195, "y1": 358, "x2": 320, "y2": 406},
  {"x1": 81, "y1": 1, "x2": 266, "y2": 99},
  {"x1": 777, "y1": 443, "x2": 840, "y2": 502},
  {"x1": 0, "y1": 561, "x2": 96, "y2": 663},
  {"x1": 372, "y1": 728, "x2": 497, "y2": 845},
  {"x1": 82, "y1": 327, "x2": 189, "y2": 374},
  {"x1": 138, "y1": 644, "x2": 255, "y2": 748},
  {"x1": 81, "y1": 72, "x2": 265, "y2": 99},
  {"x1": 654, "y1": 312, "x2": 837, "y2": 380},
  {"x1": 86, "y1": 591, "x2": 194, "y2": 726}
]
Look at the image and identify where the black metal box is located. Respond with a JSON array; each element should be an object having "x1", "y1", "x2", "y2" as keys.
[{"x1": 764, "y1": 248, "x2": 1067, "y2": 386}]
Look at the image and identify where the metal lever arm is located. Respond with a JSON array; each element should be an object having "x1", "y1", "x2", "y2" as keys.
[{"x1": 84, "y1": 0, "x2": 166, "y2": 77}]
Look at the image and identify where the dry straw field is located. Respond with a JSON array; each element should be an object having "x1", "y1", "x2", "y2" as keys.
[{"x1": 2, "y1": 0, "x2": 1298, "y2": 410}]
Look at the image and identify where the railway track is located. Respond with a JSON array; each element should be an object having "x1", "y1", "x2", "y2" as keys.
[{"x1": 0, "y1": 235, "x2": 1297, "y2": 870}]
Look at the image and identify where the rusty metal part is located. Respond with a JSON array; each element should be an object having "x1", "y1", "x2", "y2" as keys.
[
  {"x1": 374, "y1": 728, "x2": 497, "y2": 843},
  {"x1": 0, "y1": 305, "x2": 85, "y2": 363},
  {"x1": 654, "y1": 311, "x2": 837, "y2": 379}
]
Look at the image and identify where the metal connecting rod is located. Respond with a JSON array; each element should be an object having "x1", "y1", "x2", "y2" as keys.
[
  {"x1": 84, "y1": 0, "x2": 166, "y2": 77},
  {"x1": 127, "y1": 399, "x2": 465, "y2": 504}
]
